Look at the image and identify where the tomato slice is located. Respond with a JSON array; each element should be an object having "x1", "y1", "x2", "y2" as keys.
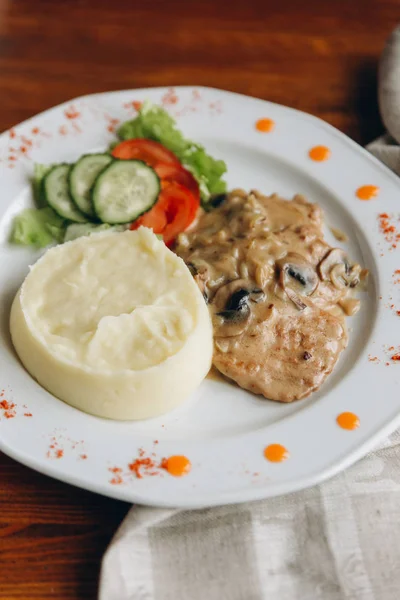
[
  {"x1": 129, "y1": 204, "x2": 167, "y2": 234},
  {"x1": 112, "y1": 139, "x2": 180, "y2": 167},
  {"x1": 130, "y1": 182, "x2": 199, "y2": 246},
  {"x1": 155, "y1": 163, "x2": 199, "y2": 198},
  {"x1": 158, "y1": 182, "x2": 199, "y2": 245}
]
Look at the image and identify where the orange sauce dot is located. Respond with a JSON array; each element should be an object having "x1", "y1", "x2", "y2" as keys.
[
  {"x1": 356, "y1": 185, "x2": 379, "y2": 200},
  {"x1": 255, "y1": 118, "x2": 275, "y2": 133},
  {"x1": 264, "y1": 443, "x2": 289, "y2": 463},
  {"x1": 336, "y1": 412, "x2": 360, "y2": 430},
  {"x1": 162, "y1": 455, "x2": 191, "y2": 477},
  {"x1": 308, "y1": 145, "x2": 331, "y2": 161}
]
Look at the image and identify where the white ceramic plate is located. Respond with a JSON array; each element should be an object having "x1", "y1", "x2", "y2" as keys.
[{"x1": 1, "y1": 87, "x2": 399, "y2": 508}]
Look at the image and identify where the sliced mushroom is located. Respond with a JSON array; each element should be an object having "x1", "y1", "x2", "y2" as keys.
[
  {"x1": 318, "y1": 248, "x2": 348, "y2": 280},
  {"x1": 212, "y1": 280, "x2": 250, "y2": 337},
  {"x1": 218, "y1": 288, "x2": 250, "y2": 318},
  {"x1": 330, "y1": 263, "x2": 348, "y2": 289},
  {"x1": 285, "y1": 288, "x2": 307, "y2": 311},
  {"x1": 207, "y1": 193, "x2": 227, "y2": 210},
  {"x1": 212, "y1": 280, "x2": 264, "y2": 337},
  {"x1": 348, "y1": 264, "x2": 362, "y2": 288},
  {"x1": 212, "y1": 279, "x2": 246, "y2": 311},
  {"x1": 318, "y1": 249, "x2": 361, "y2": 289},
  {"x1": 277, "y1": 253, "x2": 319, "y2": 296},
  {"x1": 249, "y1": 288, "x2": 265, "y2": 303},
  {"x1": 214, "y1": 303, "x2": 250, "y2": 337}
]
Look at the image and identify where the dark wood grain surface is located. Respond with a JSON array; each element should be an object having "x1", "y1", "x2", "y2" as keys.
[{"x1": 0, "y1": 0, "x2": 398, "y2": 598}]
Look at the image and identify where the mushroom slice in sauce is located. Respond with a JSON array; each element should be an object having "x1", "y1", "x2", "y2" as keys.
[
  {"x1": 277, "y1": 253, "x2": 319, "y2": 296},
  {"x1": 217, "y1": 288, "x2": 250, "y2": 320},
  {"x1": 318, "y1": 248, "x2": 361, "y2": 289},
  {"x1": 277, "y1": 252, "x2": 319, "y2": 310},
  {"x1": 249, "y1": 288, "x2": 265, "y2": 303},
  {"x1": 285, "y1": 288, "x2": 307, "y2": 311},
  {"x1": 276, "y1": 253, "x2": 318, "y2": 309},
  {"x1": 208, "y1": 193, "x2": 227, "y2": 210},
  {"x1": 213, "y1": 281, "x2": 265, "y2": 337},
  {"x1": 213, "y1": 280, "x2": 251, "y2": 337}
]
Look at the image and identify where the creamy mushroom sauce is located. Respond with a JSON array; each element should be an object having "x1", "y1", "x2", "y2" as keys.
[{"x1": 175, "y1": 189, "x2": 366, "y2": 403}]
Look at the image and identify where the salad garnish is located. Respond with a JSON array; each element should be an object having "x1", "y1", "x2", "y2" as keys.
[{"x1": 10, "y1": 102, "x2": 227, "y2": 248}]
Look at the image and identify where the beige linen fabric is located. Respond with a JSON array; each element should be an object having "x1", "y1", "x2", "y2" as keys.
[
  {"x1": 100, "y1": 433, "x2": 400, "y2": 600},
  {"x1": 100, "y1": 26, "x2": 400, "y2": 600}
]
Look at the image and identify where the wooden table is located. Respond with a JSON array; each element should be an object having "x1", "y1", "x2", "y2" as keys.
[{"x1": 0, "y1": 0, "x2": 398, "y2": 597}]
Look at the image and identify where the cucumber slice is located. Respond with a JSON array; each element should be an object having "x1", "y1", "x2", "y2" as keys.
[
  {"x1": 69, "y1": 153, "x2": 113, "y2": 217},
  {"x1": 92, "y1": 160, "x2": 160, "y2": 224},
  {"x1": 43, "y1": 164, "x2": 87, "y2": 223}
]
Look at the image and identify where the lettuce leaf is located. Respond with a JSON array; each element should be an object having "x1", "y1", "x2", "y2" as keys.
[
  {"x1": 117, "y1": 102, "x2": 227, "y2": 201},
  {"x1": 10, "y1": 207, "x2": 66, "y2": 247}
]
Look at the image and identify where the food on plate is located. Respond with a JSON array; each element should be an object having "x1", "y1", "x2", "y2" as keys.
[
  {"x1": 130, "y1": 181, "x2": 199, "y2": 246},
  {"x1": 69, "y1": 153, "x2": 113, "y2": 217},
  {"x1": 10, "y1": 206, "x2": 66, "y2": 247},
  {"x1": 10, "y1": 228, "x2": 213, "y2": 420},
  {"x1": 175, "y1": 189, "x2": 366, "y2": 403},
  {"x1": 7, "y1": 99, "x2": 367, "y2": 408},
  {"x1": 92, "y1": 159, "x2": 161, "y2": 224},
  {"x1": 10, "y1": 102, "x2": 227, "y2": 248},
  {"x1": 117, "y1": 101, "x2": 227, "y2": 200},
  {"x1": 43, "y1": 163, "x2": 88, "y2": 222}
]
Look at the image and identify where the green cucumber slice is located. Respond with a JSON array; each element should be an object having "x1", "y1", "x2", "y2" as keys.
[
  {"x1": 92, "y1": 160, "x2": 160, "y2": 224},
  {"x1": 43, "y1": 164, "x2": 87, "y2": 223},
  {"x1": 69, "y1": 153, "x2": 113, "y2": 217}
]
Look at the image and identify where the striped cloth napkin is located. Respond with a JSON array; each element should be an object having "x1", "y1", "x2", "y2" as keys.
[{"x1": 99, "y1": 26, "x2": 400, "y2": 600}]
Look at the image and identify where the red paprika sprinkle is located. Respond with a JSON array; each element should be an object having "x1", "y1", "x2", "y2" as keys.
[
  {"x1": 109, "y1": 467, "x2": 124, "y2": 485},
  {"x1": 0, "y1": 399, "x2": 16, "y2": 419},
  {"x1": 378, "y1": 213, "x2": 400, "y2": 250},
  {"x1": 64, "y1": 105, "x2": 80, "y2": 119},
  {"x1": 128, "y1": 457, "x2": 157, "y2": 479}
]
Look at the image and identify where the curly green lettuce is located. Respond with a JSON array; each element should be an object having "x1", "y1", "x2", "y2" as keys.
[
  {"x1": 117, "y1": 101, "x2": 227, "y2": 201},
  {"x1": 10, "y1": 207, "x2": 66, "y2": 248}
]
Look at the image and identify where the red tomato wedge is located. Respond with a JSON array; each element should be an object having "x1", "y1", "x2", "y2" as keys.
[
  {"x1": 130, "y1": 182, "x2": 199, "y2": 246},
  {"x1": 154, "y1": 163, "x2": 199, "y2": 199},
  {"x1": 130, "y1": 204, "x2": 167, "y2": 234},
  {"x1": 112, "y1": 139, "x2": 180, "y2": 167}
]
